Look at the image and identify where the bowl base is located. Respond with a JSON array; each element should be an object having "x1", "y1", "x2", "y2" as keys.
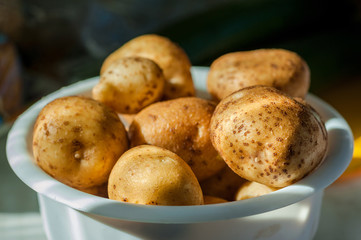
[{"x1": 38, "y1": 191, "x2": 323, "y2": 240}]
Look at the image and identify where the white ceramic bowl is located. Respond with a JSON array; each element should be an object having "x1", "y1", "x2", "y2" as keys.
[{"x1": 7, "y1": 67, "x2": 353, "y2": 240}]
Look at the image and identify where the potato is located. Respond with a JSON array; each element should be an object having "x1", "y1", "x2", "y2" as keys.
[
  {"x1": 210, "y1": 86, "x2": 328, "y2": 188},
  {"x1": 77, "y1": 182, "x2": 108, "y2": 198},
  {"x1": 93, "y1": 57, "x2": 165, "y2": 114},
  {"x1": 200, "y1": 165, "x2": 246, "y2": 201},
  {"x1": 207, "y1": 49, "x2": 310, "y2": 101},
  {"x1": 101, "y1": 34, "x2": 195, "y2": 99},
  {"x1": 118, "y1": 113, "x2": 136, "y2": 131},
  {"x1": 108, "y1": 145, "x2": 204, "y2": 206},
  {"x1": 235, "y1": 181, "x2": 278, "y2": 200},
  {"x1": 32, "y1": 96, "x2": 129, "y2": 189},
  {"x1": 203, "y1": 195, "x2": 228, "y2": 204},
  {"x1": 129, "y1": 97, "x2": 226, "y2": 181}
]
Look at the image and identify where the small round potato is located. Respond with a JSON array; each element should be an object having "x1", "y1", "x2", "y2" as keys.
[
  {"x1": 203, "y1": 195, "x2": 228, "y2": 204},
  {"x1": 100, "y1": 34, "x2": 195, "y2": 99},
  {"x1": 210, "y1": 86, "x2": 328, "y2": 188},
  {"x1": 93, "y1": 57, "x2": 165, "y2": 114},
  {"x1": 32, "y1": 96, "x2": 129, "y2": 189},
  {"x1": 235, "y1": 181, "x2": 278, "y2": 200},
  {"x1": 108, "y1": 145, "x2": 204, "y2": 206},
  {"x1": 207, "y1": 49, "x2": 310, "y2": 101},
  {"x1": 200, "y1": 165, "x2": 246, "y2": 201},
  {"x1": 129, "y1": 97, "x2": 226, "y2": 181}
]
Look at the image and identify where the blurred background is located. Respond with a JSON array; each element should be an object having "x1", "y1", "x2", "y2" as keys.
[{"x1": 0, "y1": 0, "x2": 361, "y2": 239}]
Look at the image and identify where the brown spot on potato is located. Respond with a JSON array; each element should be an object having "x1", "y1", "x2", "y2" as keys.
[
  {"x1": 72, "y1": 126, "x2": 82, "y2": 133},
  {"x1": 49, "y1": 164, "x2": 56, "y2": 170},
  {"x1": 145, "y1": 90, "x2": 154, "y2": 96},
  {"x1": 148, "y1": 114, "x2": 157, "y2": 121}
]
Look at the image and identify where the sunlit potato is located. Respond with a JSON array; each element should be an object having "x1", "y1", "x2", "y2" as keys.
[
  {"x1": 108, "y1": 145, "x2": 204, "y2": 206},
  {"x1": 200, "y1": 165, "x2": 246, "y2": 201},
  {"x1": 207, "y1": 49, "x2": 310, "y2": 101},
  {"x1": 93, "y1": 57, "x2": 165, "y2": 114},
  {"x1": 210, "y1": 86, "x2": 328, "y2": 188},
  {"x1": 235, "y1": 181, "x2": 279, "y2": 200},
  {"x1": 101, "y1": 34, "x2": 195, "y2": 99},
  {"x1": 129, "y1": 97, "x2": 226, "y2": 182},
  {"x1": 32, "y1": 96, "x2": 129, "y2": 189}
]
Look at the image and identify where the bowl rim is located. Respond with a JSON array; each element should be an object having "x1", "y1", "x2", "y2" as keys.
[{"x1": 6, "y1": 66, "x2": 354, "y2": 223}]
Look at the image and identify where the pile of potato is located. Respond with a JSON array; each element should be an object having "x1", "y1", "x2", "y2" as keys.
[{"x1": 32, "y1": 34, "x2": 328, "y2": 206}]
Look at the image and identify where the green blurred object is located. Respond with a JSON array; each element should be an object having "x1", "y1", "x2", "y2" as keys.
[
  {"x1": 0, "y1": 124, "x2": 38, "y2": 212},
  {"x1": 157, "y1": 0, "x2": 303, "y2": 63}
]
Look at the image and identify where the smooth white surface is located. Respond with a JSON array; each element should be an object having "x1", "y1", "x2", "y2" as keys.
[
  {"x1": 3, "y1": 182, "x2": 361, "y2": 240},
  {"x1": 38, "y1": 191, "x2": 323, "y2": 240}
]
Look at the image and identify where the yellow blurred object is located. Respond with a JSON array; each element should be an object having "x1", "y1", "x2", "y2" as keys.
[
  {"x1": 353, "y1": 137, "x2": 361, "y2": 159},
  {"x1": 337, "y1": 137, "x2": 361, "y2": 182},
  {"x1": 319, "y1": 78, "x2": 361, "y2": 182}
]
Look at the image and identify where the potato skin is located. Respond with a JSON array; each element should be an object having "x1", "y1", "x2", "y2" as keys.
[
  {"x1": 200, "y1": 165, "x2": 246, "y2": 201},
  {"x1": 32, "y1": 96, "x2": 129, "y2": 189},
  {"x1": 235, "y1": 181, "x2": 278, "y2": 201},
  {"x1": 101, "y1": 34, "x2": 195, "y2": 99},
  {"x1": 210, "y1": 86, "x2": 328, "y2": 188},
  {"x1": 129, "y1": 97, "x2": 226, "y2": 181},
  {"x1": 108, "y1": 145, "x2": 204, "y2": 206},
  {"x1": 77, "y1": 182, "x2": 108, "y2": 198},
  {"x1": 207, "y1": 49, "x2": 310, "y2": 101},
  {"x1": 203, "y1": 195, "x2": 228, "y2": 204},
  {"x1": 93, "y1": 57, "x2": 165, "y2": 114}
]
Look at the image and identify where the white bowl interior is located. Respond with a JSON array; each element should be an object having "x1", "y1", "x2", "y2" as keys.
[{"x1": 6, "y1": 67, "x2": 353, "y2": 223}]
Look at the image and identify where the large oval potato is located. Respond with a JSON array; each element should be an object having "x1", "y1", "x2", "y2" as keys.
[
  {"x1": 207, "y1": 49, "x2": 310, "y2": 101},
  {"x1": 129, "y1": 97, "x2": 226, "y2": 181},
  {"x1": 210, "y1": 86, "x2": 328, "y2": 188},
  {"x1": 93, "y1": 57, "x2": 165, "y2": 114},
  {"x1": 32, "y1": 96, "x2": 129, "y2": 189},
  {"x1": 101, "y1": 34, "x2": 195, "y2": 99},
  {"x1": 108, "y1": 145, "x2": 204, "y2": 206}
]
